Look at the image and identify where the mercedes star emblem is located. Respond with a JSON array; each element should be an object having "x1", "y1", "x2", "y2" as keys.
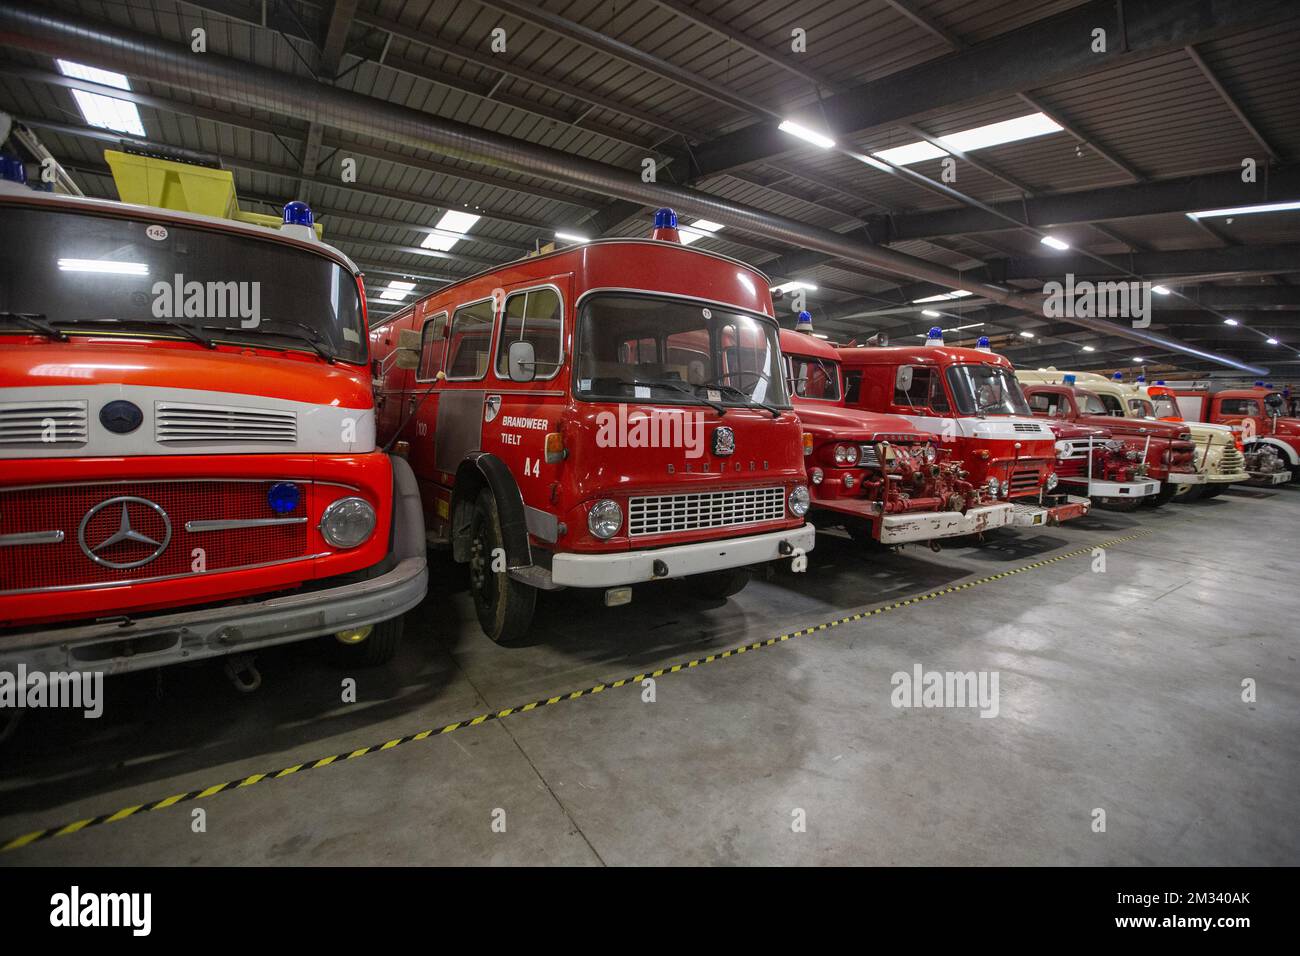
[{"x1": 77, "y1": 496, "x2": 173, "y2": 569}]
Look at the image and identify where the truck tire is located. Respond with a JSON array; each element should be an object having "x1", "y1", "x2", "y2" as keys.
[
  {"x1": 1179, "y1": 484, "x2": 1209, "y2": 502},
  {"x1": 333, "y1": 615, "x2": 404, "y2": 666},
  {"x1": 688, "y1": 567, "x2": 750, "y2": 599},
  {"x1": 470, "y1": 488, "x2": 536, "y2": 645},
  {"x1": 1142, "y1": 484, "x2": 1179, "y2": 508},
  {"x1": 1201, "y1": 484, "x2": 1227, "y2": 499}
]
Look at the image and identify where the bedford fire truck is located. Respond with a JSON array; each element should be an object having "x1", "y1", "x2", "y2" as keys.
[
  {"x1": 835, "y1": 330, "x2": 1089, "y2": 529},
  {"x1": 781, "y1": 328, "x2": 1012, "y2": 545},
  {"x1": 0, "y1": 148, "x2": 427, "y2": 679},
  {"x1": 1018, "y1": 370, "x2": 1238, "y2": 501},
  {"x1": 370, "y1": 209, "x2": 814, "y2": 644},
  {"x1": 1168, "y1": 382, "x2": 1296, "y2": 485}
]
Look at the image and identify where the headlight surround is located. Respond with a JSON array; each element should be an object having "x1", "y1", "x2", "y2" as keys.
[
  {"x1": 986, "y1": 476, "x2": 1000, "y2": 498},
  {"x1": 320, "y1": 496, "x2": 377, "y2": 549},
  {"x1": 1045, "y1": 471, "x2": 1059, "y2": 491},
  {"x1": 832, "y1": 443, "x2": 859, "y2": 466},
  {"x1": 788, "y1": 485, "x2": 811, "y2": 516},
  {"x1": 587, "y1": 498, "x2": 623, "y2": 539},
  {"x1": 809, "y1": 467, "x2": 824, "y2": 485}
]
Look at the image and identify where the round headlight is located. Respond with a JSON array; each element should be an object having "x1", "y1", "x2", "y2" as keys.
[
  {"x1": 320, "y1": 496, "x2": 376, "y2": 549},
  {"x1": 1045, "y1": 471, "x2": 1059, "y2": 490},
  {"x1": 986, "y1": 476, "x2": 1000, "y2": 498},
  {"x1": 587, "y1": 498, "x2": 622, "y2": 539},
  {"x1": 809, "y1": 467, "x2": 824, "y2": 485},
  {"x1": 788, "y1": 485, "x2": 811, "y2": 517}
]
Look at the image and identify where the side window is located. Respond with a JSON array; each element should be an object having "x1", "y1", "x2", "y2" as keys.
[
  {"x1": 894, "y1": 366, "x2": 948, "y2": 412},
  {"x1": 1098, "y1": 393, "x2": 1125, "y2": 416},
  {"x1": 844, "y1": 369, "x2": 863, "y2": 404},
  {"x1": 1219, "y1": 399, "x2": 1259, "y2": 416},
  {"x1": 495, "y1": 287, "x2": 562, "y2": 379},
  {"x1": 1028, "y1": 392, "x2": 1058, "y2": 415},
  {"x1": 417, "y1": 311, "x2": 448, "y2": 381},
  {"x1": 446, "y1": 299, "x2": 496, "y2": 381}
]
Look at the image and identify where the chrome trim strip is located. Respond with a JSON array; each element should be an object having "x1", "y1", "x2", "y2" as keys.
[
  {"x1": 0, "y1": 478, "x2": 361, "y2": 494},
  {"x1": 0, "y1": 552, "x2": 333, "y2": 597},
  {"x1": 185, "y1": 517, "x2": 308, "y2": 532},
  {"x1": 0, "y1": 530, "x2": 64, "y2": 547}
]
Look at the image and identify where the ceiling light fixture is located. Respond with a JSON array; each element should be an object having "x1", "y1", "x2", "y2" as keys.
[
  {"x1": 868, "y1": 113, "x2": 1062, "y2": 167},
  {"x1": 1187, "y1": 200, "x2": 1300, "y2": 220},
  {"x1": 911, "y1": 290, "x2": 972, "y2": 304},
  {"x1": 1039, "y1": 235, "x2": 1070, "y2": 251},
  {"x1": 778, "y1": 120, "x2": 835, "y2": 149},
  {"x1": 57, "y1": 60, "x2": 145, "y2": 136},
  {"x1": 554, "y1": 231, "x2": 590, "y2": 243},
  {"x1": 57, "y1": 258, "x2": 148, "y2": 275},
  {"x1": 1224, "y1": 318, "x2": 1239, "y2": 326}
]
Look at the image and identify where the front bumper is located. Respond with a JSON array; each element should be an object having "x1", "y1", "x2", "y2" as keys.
[
  {"x1": 1166, "y1": 471, "x2": 1208, "y2": 485},
  {"x1": 1008, "y1": 494, "x2": 1090, "y2": 527},
  {"x1": 0, "y1": 556, "x2": 427, "y2": 676},
  {"x1": 876, "y1": 503, "x2": 1014, "y2": 544},
  {"x1": 1205, "y1": 470, "x2": 1248, "y2": 485},
  {"x1": 1066, "y1": 478, "x2": 1160, "y2": 499},
  {"x1": 1244, "y1": 469, "x2": 1292, "y2": 486},
  {"x1": 549, "y1": 525, "x2": 816, "y2": 588}
]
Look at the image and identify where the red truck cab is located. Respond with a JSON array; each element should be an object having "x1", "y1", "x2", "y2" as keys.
[
  {"x1": 781, "y1": 329, "x2": 1013, "y2": 544},
  {"x1": 1171, "y1": 385, "x2": 1297, "y2": 484},
  {"x1": 836, "y1": 334, "x2": 1089, "y2": 528},
  {"x1": 1016, "y1": 378, "x2": 1198, "y2": 507},
  {"x1": 370, "y1": 209, "x2": 814, "y2": 644},
  {"x1": 0, "y1": 159, "x2": 426, "y2": 675}
]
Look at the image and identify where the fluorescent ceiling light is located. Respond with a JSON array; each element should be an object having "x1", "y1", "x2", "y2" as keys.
[
  {"x1": 679, "y1": 219, "x2": 724, "y2": 245},
  {"x1": 1224, "y1": 318, "x2": 1239, "y2": 326},
  {"x1": 911, "y1": 290, "x2": 972, "y2": 304},
  {"x1": 1152, "y1": 285, "x2": 1171, "y2": 295},
  {"x1": 873, "y1": 141, "x2": 947, "y2": 166},
  {"x1": 942, "y1": 113, "x2": 1062, "y2": 152},
  {"x1": 1039, "y1": 235, "x2": 1070, "y2": 251},
  {"x1": 57, "y1": 59, "x2": 131, "y2": 90},
  {"x1": 420, "y1": 231, "x2": 464, "y2": 252},
  {"x1": 436, "y1": 210, "x2": 481, "y2": 233},
  {"x1": 1132, "y1": 357, "x2": 1145, "y2": 362},
  {"x1": 1267, "y1": 338, "x2": 1279, "y2": 345},
  {"x1": 58, "y1": 59, "x2": 145, "y2": 136},
  {"x1": 1081, "y1": 345, "x2": 1096, "y2": 352},
  {"x1": 921, "y1": 309, "x2": 942, "y2": 318},
  {"x1": 379, "y1": 280, "x2": 416, "y2": 301},
  {"x1": 1019, "y1": 331, "x2": 1035, "y2": 338},
  {"x1": 778, "y1": 120, "x2": 835, "y2": 150},
  {"x1": 812, "y1": 333, "x2": 829, "y2": 340},
  {"x1": 554, "y1": 231, "x2": 589, "y2": 243},
  {"x1": 1187, "y1": 200, "x2": 1300, "y2": 220},
  {"x1": 914, "y1": 322, "x2": 984, "y2": 338},
  {"x1": 869, "y1": 112, "x2": 1062, "y2": 167},
  {"x1": 57, "y1": 258, "x2": 147, "y2": 275},
  {"x1": 771, "y1": 281, "x2": 817, "y2": 293}
]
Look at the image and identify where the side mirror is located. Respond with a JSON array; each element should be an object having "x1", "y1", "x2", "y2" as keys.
[
  {"x1": 393, "y1": 327, "x2": 421, "y2": 370},
  {"x1": 895, "y1": 366, "x2": 913, "y2": 392},
  {"x1": 508, "y1": 340, "x2": 536, "y2": 382}
]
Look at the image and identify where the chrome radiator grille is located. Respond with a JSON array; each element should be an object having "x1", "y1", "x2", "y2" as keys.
[
  {"x1": 627, "y1": 487, "x2": 785, "y2": 537},
  {"x1": 155, "y1": 401, "x2": 297, "y2": 443}
]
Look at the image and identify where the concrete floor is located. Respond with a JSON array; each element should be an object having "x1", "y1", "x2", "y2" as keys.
[{"x1": 2, "y1": 485, "x2": 1297, "y2": 866}]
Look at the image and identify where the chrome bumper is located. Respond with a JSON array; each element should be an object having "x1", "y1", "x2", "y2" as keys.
[{"x1": 876, "y1": 503, "x2": 1014, "y2": 544}]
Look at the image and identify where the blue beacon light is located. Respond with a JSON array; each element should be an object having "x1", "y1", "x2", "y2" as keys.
[
  {"x1": 0, "y1": 152, "x2": 27, "y2": 185},
  {"x1": 283, "y1": 200, "x2": 314, "y2": 226},
  {"x1": 267, "y1": 481, "x2": 301, "y2": 514},
  {"x1": 796, "y1": 310, "x2": 814, "y2": 333}
]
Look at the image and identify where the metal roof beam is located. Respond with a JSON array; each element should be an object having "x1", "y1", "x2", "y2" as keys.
[
  {"x1": 1184, "y1": 44, "x2": 1283, "y2": 162},
  {"x1": 997, "y1": 244, "x2": 1300, "y2": 281},
  {"x1": 689, "y1": 0, "x2": 1293, "y2": 178}
]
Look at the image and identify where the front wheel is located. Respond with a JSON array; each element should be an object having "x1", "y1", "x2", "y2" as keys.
[
  {"x1": 1179, "y1": 484, "x2": 1209, "y2": 502},
  {"x1": 1141, "y1": 484, "x2": 1180, "y2": 508},
  {"x1": 688, "y1": 567, "x2": 750, "y2": 600},
  {"x1": 469, "y1": 488, "x2": 536, "y2": 645}
]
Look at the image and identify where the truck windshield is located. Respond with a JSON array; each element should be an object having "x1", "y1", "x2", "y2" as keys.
[
  {"x1": 945, "y1": 364, "x2": 1031, "y2": 416},
  {"x1": 575, "y1": 293, "x2": 789, "y2": 408},
  {"x1": 0, "y1": 206, "x2": 366, "y2": 363},
  {"x1": 1150, "y1": 395, "x2": 1181, "y2": 418}
]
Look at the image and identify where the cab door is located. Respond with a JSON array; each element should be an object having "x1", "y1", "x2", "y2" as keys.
[{"x1": 372, "y1": 309, "x2": 413, "y2": 443}]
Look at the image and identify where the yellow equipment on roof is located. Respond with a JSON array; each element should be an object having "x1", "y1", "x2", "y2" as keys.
[{"x1": 104, "y1": 149, "x2": 323, "y2": 237}]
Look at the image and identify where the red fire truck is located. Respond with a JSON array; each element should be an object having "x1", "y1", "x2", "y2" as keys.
[
  {"x1": 781, "y1": 329, "x2": 1012, "y2": 545},
  {"x1": 0, "y1": 152, "x2": 427, "y2": 678},
  {"x1": 1032, "y1": 416, "x2": 1160, "y2": 511},
  {"x1": 835, "y1": 332, "x2": 1089, "y2": 528},
  {"x1": 370, "y1": 209, "x2": 814, "y2": 644},
  {"x1": 1170, "y1": 383, "x2": 1297, "y2": 484}
]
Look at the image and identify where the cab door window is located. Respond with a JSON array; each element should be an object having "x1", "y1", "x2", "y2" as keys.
[
  {"x1": 417, "y1": 310, "x2": 449, "y2": 381},
  {"x1": 495, "y1": 287, "x2": 563, "y2": 380},
  {"x1": 1028, "y1": 390, "x2": 1069, "y2": 417},
  {"x1": 1219, "y1": 398, "x2": 1260, "y2": 417},
  {"x1": 445, "y1": 298, "x2": 496, "y2": 380},
  {"x1": 894, "y1": 366, "x2": 949, "y2": 413}
]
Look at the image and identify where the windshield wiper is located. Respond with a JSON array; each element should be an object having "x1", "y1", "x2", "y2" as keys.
[
  {"x1": 46, "y1": 317, "x2": 214, "y2": 348},
  {"x1": 711, "y1": 382, "x2": 781, "y2": 418},
  {"x1": 631, "y1": 379, "x2": 726, "y2": 415},
  {"x1": 0, "y1": 311, "x2": 68, "y2": 341},
  {"x1": 200, "y1": 320, "x2": 336, "y2": 363}
]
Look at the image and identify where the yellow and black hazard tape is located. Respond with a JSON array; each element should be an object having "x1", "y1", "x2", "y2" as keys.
[{"x1": 1, "y1": 528, "x2": 1154, "y2": 853}]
